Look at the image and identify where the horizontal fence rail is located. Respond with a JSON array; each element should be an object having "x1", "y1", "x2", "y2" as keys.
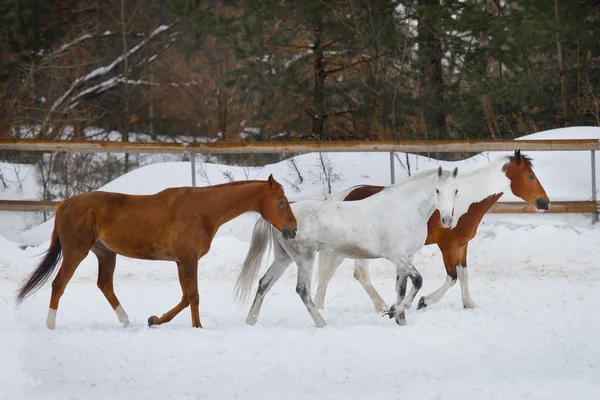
[
  {"x1": 0, "y1": 199, "x2": 596, "y2": 214},
  {"x1": 1, "y1": 138, "x2": 600, "y2": 154},
  {"x1": 0, "y1": 139, "x2": 597, "y2": 219}
]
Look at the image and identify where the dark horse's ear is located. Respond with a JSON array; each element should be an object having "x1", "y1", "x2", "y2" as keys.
[
  {"x1": 268, "y1": 174, "x2": 276, "y2": 188},
  {"x1": 514, "y1": 149, "x2": 521, "y2": 162},
  {"x1": 437, "y1": 166, "x2": 442, "y2": 177},
  {"x1": 453, "y1": 167, "x2": 458, "y2": 177}
]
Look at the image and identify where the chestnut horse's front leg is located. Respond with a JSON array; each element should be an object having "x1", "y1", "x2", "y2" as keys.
[
  {"x1": 417, "y1": 244, "x2": 459, "y2": 309},
  {"x1": 148, "y1": 259, "x2": 202, "y2": 328},
  {"x1": 456, "y1": 244, "x2": 477, "y2": 309}
]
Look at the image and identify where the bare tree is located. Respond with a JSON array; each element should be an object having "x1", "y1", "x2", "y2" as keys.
[{"x1": 554, "y1": 0, "x2": 569, "y2": 125}]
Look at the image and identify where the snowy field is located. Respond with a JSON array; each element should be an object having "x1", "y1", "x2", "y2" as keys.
[{"x1": 2, "y1": 127, "x2": 600, "y2": 399}]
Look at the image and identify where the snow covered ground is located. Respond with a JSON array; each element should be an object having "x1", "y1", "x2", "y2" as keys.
[{"x1": 2, "y1": 127, "x2": 600, "y2": 399}]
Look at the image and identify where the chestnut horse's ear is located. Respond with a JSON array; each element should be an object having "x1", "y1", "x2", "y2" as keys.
[
  {"x1": 514, "y1": 149, "x2": 521, "y2": 162},
  {"x1": 437, "y1": 166, "x2": 442, "y2": 177},
  {"x1": 453, "y1": 167, "x2": 458, "y2": 177},
  {"x1": 268, "y1": 174, "x2": 276, "y2": 188}
]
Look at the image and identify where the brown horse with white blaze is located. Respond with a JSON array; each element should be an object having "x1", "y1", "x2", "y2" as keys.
[
  {"x1": 16, "y1": 175, "x2": 297, "y2": 329},
  {"x1": 314, "y1": 150, "x2": 549, "y2": 312}
]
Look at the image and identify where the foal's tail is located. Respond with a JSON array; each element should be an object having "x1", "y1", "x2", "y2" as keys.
[
  {"x1": 234, "y1": 217, "x2": 274, "y2": 305},
  {"x1": 16, "y1": 219, "x2": 62, "y2": 305}
]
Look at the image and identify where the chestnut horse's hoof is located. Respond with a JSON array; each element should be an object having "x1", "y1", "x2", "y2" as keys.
[
  {"x1": 148, "y1": 315, "x2": 158, "y2": 327},
  {"x1": 417, "y1": 297, "x2": 427, "y2": 310}
]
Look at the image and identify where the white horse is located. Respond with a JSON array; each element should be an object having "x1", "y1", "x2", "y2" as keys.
[
  {"x1": 234, "y1": 166, "x2": 459, "y2": 327},
  {"x1": 313, "y1": 151, "x2": 549, "y2": 313}
]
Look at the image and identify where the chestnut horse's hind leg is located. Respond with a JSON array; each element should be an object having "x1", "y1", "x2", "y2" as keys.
[
  {"x1": 92, "y1": 244, "x2": 129, "y2": 327},
  {"x1": 148, "y1": 259, "x2": 202, "y2": 328},
  {"x1": 47, "y1": 247, "x2": 91, "y2": 329}
]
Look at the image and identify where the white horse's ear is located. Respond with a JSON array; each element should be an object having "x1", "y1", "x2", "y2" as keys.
[
  {"x1": 453, "y1": 167, "x2": 458, "y2": 177},
  {"x1": 437, "y1": 166, "x2": 442, "y2": 177}
]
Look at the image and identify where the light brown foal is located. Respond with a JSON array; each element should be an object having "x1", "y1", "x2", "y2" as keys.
[{"x1": 16, "y1": 175, "x2": 297, "y2": 329}]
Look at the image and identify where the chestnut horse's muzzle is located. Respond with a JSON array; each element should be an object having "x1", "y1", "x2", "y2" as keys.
[
  {"x1": 535, "y1": 198, "x2": 550, "y2": 211},
  {"x1": 283, "y1": 227, "x2": 297, "y2": 239}
]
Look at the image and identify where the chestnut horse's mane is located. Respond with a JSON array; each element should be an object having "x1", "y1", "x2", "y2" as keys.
[{"x1": 507, "y1": 150, "x2": 533, "y2": 168}]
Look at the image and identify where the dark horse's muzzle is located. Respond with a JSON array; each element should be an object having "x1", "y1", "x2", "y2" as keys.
[
  {"x1": 535, "y1": 198, "x2": 550, "y2": 211},
  {"x1": 283, "y1": 227, "x2": 297, "y2": 239}
]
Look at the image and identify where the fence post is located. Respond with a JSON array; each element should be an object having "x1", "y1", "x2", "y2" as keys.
[
  {"x1": 389, "y1": 152, "x2": 395, "y2": 185},
  {"x1": 592, "y1": 150, "x2": 598, "y2": 223},
  {"x1": 190, "y1": 151, "x2": 197, "y2": 187}
]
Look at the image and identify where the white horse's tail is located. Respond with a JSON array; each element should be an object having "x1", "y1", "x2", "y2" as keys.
[{"x1": 234, "y1": 217, "x2": 274, "y2": 305}]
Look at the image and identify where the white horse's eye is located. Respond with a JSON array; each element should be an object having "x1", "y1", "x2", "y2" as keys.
[{"x1": 436, "y1": 189, "x2": 440, "y2": 194}]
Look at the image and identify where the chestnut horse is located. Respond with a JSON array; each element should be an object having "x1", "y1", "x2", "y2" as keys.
[
  {"x1": 314, "y1": 150, "x2": 549, "y2": 312},
  {"x1": 16, "y1": 175, "x2": 297, "y2": 330}
]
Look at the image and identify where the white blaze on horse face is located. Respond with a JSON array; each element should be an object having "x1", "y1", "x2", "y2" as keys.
[{"x1": 434, "y1": 169, "x2": 459, "y2": 228}]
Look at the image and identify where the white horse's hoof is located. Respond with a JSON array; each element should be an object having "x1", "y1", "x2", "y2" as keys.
[{"x1": 463, "y1": 301, "x2": 478, "y2": 309}]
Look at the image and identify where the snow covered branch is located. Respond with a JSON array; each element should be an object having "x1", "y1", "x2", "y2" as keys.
[{"x1": 51, "y1": 24, "x2": 173, "y2": 113}]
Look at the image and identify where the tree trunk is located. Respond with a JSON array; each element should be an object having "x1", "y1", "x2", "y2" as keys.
[
  {"x1": 121, "y1": 0, "x2": 130, "y2": 171},
  {"x1": 312, "y1": 31, "x2": 328, "y2": 140},
  {"x1": 554, "y1": 0, "x2": 569, "y2": 125},
  {"x1": 486, "y1": 0, "x2": 502, "y2": 78},
  {"x1": 416, "y1": 0, "x2": 446, "y2": 139}
]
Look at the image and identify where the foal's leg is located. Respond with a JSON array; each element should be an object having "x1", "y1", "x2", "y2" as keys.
[
  {"x1": 296, "y1": 256, "x2": 327, "y2": 328},
  {"x1": 47, "y1": 245, "x2": 92, "y2": 330},
  {"x1": 314, "y1": 251, "x2": 344, "y2": 310},
  {"x1": 148, "y1": 260, "x2": 200, "y2": 327},
  {"x1": 92, "y1": 244, "x2": 129, "y2": 327},
  {"x1": 246, "y1": 242, "x2": 293, "y2": 326},
  {"x1": 353, "y1": 259, "x2": 388, "y2": 312},
  {"x1": 456, "y1": 244, "x2": 477, "y2": 309},
  {"x1": 417, "y1": 247, "x2": 458, "y2": 309}
]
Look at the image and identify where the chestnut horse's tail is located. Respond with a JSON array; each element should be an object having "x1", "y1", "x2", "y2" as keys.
[
  {"x1": 16, "y1": 219, "x2": 62, "y2": 305},
  {"x1": 234, "y1": 217, "x2": 274, "y2": 305}
]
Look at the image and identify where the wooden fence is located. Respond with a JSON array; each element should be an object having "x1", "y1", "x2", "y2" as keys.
[
  {"x1": 1, "y1": 138, "x2": 600, "y2": 153},
  {"x1": 0, "y1": 138, "x2": 598, "y2": 216}
]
